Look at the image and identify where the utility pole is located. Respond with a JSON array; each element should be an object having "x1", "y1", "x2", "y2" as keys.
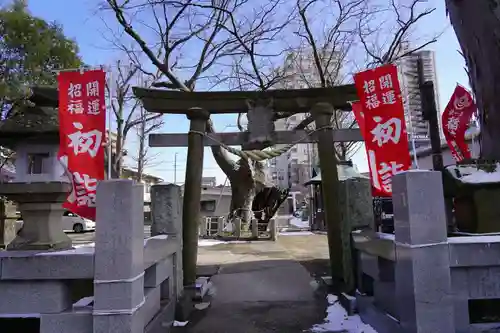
[
  {"x1": 417, "y1": 58, "x2": 443, "y2": 171},
  {"x1": 173, "y1": 152, "x2": 178, "y2": 184},
  {"x1": 417, "y1": 57, "x2": 453, "y2": 229}
]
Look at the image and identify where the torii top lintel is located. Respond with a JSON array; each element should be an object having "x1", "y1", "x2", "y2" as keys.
[{"x1": 133, "y1": 85, "x2": 358, "y2": 115}]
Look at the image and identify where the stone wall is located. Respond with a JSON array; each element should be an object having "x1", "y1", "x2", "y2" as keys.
[
  {"x1": 353, "y1": 171, "x2": 500, "y2": 333},
  {"x1": 0, "y1": 180, "x2": 181, "y2": 333}
]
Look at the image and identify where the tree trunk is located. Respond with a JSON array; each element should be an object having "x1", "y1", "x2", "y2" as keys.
[
  {"x1": 228, "y1": 167, "x2": 256, "y2": 224},
  {"x1": 207, "y1": 120, "x2": 257, "y2": 224},
  {"x1": 446, "y1": 0, "x2": 500, "y2": 159}
]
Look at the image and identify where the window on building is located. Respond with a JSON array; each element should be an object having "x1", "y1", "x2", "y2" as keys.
[
  {"x1": 201, "y1": 200, "x2": 216, "y2": 212},
  {"x1": 145, "y1": 183, "x2": 151, "y2": 193},
  {"x1": 27, "y1": 153, "x2": 49, "y2": 174}
]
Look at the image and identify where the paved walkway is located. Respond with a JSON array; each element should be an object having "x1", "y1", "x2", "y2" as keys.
[{"x1": 173, "y1": 234, "x2": 332, "y2": 333}]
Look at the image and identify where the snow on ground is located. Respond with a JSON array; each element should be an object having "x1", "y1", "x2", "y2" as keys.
[
  {"x1": 198, "y1": 239, "x2": 248, "y2": 247},
  {"x1": 279, "y1": 231, "x2": 314, "y2": 236},
  {"x1": 310, "y1": 295, "x2": 378, "y2": 333},
  {"x1": 289, "y1": 217, "x2": 310, "y2": 229}
]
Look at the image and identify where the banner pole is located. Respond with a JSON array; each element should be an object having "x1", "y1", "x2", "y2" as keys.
[{"x1": 107, "y1": 69, "x2": 113, "y2": 179}]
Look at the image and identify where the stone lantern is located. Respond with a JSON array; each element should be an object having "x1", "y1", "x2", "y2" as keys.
[{"x1": 0, "y1": 87, "x2": 72, "y2": 250}]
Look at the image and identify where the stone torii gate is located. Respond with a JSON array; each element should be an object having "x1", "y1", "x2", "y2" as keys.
[{"x1": 133, "y1": 86, "x2": 362, "y2": 291}]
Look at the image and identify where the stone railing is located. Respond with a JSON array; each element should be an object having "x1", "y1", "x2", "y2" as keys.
[
  {"x1": 197, "y1": 216, "x2": 277, "y2": 240},
  {"x1": 352, "y1": 170, "x2": 500, "y2": 333},
  {"x1": 199, "y1": 216, "x2": 225, "y2": 237},
  {"x1": 0, "y1": 180, "x2": 181, "y2": 333}
]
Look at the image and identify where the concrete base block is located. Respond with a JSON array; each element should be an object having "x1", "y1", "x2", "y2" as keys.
[
  {"x1": 175, "y1": 290, "x2": 194, "y2": 322},
  {"x1": 140, "y1": 286, "x2": 161, "y2": 327},
  {"x1": 0, "y1": 249, "x2": 94, "y2": 279},
  {"x1": 93, "y1": 277, "x2": 144, "y2": 312},
  {"x1": 194, "y1": 277, "x2": 210, "y2": 301},
  {"x1": 0, "y1": 280, "x2": 72, "y2": 314},
  {"x1": 320, "y1": 276, "x2": 333, "y2": 286},
  {"x1": 338, "y1": 292, "x2": 357, "y2": 316},
  {"x1": 144, "y1": 256, "x2": 173, "y2": 288},
  {"x1": 6, "y1": 196, "x2": 73, "y2": 251},
  {"x1": 0, "y1": 218, "x2": 17, "y2": 249},
  {"x1": 40, "y1": 310, "x2": 93, "y2": 333},
  {"x1": 145, "y1": 299, "x2": 176, "y2": 333},
  {"x1": 93, "y1": 311, "x2": 143, "y2": 333},
  {"x1": 7, "y1": 231, "x2": 72, "y2": 251},
  {"x1": 356, "y1": 291, "x2": 401, "y2": 333},
  {"x1": 269, "y1": 219, "x2": 277, "y2": 241}
]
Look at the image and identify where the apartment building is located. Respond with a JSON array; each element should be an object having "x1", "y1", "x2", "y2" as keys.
[{"x1": 396, "y1": 43, "x2": 442, "y2": 146}]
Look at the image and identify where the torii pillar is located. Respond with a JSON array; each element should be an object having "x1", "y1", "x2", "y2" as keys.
[
  {"x1": 311, "y1": 103, "x2": 347, "y2": 291},
  {"x1": 182, "y1": 108, "x2": 210, "y2": 287}
]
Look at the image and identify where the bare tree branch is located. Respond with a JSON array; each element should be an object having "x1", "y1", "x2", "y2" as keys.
[
  {"x1": 131, "y1": 103, "x2": 164, "y2": 181},
  {"x1": 358, "y1": 0, "x2": 438, "y2": 67}
]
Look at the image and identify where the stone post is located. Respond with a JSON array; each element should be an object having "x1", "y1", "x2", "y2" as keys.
[
  {"x1": 0, "y1": 200, "x2": 17, "y2": 248},
  {"x1": 151, "y1": 183, "x2": 183, "y2": 297},
  {"x1": 251, "y1": 218, "x2": 258, "y2": 238},
  {"x1": 311, "y1": 103, "x2": 346, "y2": 290},
  {"x1": 217, "y1": 217, "x2": 224, "y2": 235},
  {"x1": 93, "y1": 180, "x2": 145, "y2": 333},
  {"x1": 234, "y1": 218, "x2": 242, "y2": 238},
  {"x1": 199, "y1": 217, "x2": 208, "y2": 237},
  {"x1": 338, "y1": 176, "x2": 374, "y2": 293},
  {"x1": 269, "y1": 218, "x2": 277, "y2": 241},
  {"x1": 182, "y1": 108, "x2": 210, "y2": 287},
  {"x1": 393, "y1": 171, "x2": 455, "y2": 333}
]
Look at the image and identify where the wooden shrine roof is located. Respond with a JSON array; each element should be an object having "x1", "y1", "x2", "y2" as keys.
[{"x1": 133, "y1": 85, "x2": 359, "y2": 114}]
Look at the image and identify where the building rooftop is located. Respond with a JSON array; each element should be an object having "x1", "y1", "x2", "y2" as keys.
[
  {"x1": 122, "y1": 168, "x2": 163, "y2": 183},
  {"x1": 410, "y1": 127, "x2": 480, "y2": 159}
]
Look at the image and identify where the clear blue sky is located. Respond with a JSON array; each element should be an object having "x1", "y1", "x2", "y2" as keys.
[{"x1": 27, "y1": 0, "x2": 468, "y2": 180}]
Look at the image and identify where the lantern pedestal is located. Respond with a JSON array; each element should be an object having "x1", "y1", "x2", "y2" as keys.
[{"x1": 0, "y1": 182, "x2": 73, "y2": 251}]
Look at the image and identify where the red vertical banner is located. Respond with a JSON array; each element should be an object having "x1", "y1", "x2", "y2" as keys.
[
  {"x1": 442, "y1": 85, "x2": 476, "y2": 162},
  {"x1": 354, "y1": 64, "x2": 411, "y2": 197},
  {"x1": 351, "y1": 101, "x2": 366, "y2": 139},
  {"x1": 57, "y1": 70, "x2": 106, "y2": 221}
]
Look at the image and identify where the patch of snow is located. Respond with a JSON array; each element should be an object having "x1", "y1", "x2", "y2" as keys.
[
  {"x1": 73, "y1": 243, "x2": 95, "y2": 249},
  {"x1": 279, "y1": 231, "x2": 314, "y2": 236},
  {"x1": 376, "y1": 232, "x2": 395, "y2": 240},
  {"x1": 198, "y1": 239, "x2": 227, "y2": 247},
  {"x1": 73, "y1": 296, "x2": 94, "y2": 308},
  {"x1": 448, "y1": 235, "x2": 500, "y2": 244},
  {"x1": 289, "y1": 217, "x2": 310, "y2": 229},
  {"x1": 310, "y1": 295, "x2": 378, "y2": 333},
  {"x1": 446, "y1": 163, "x2": 500, "y2": 184},
  {"x1": 194, "y1": 302, "x2": 210, "y2": 310},
  {"x1": 38, "y1": 245, "x2": 95, "y2": 255},
  {"x1": 198, "y1": 239, "x2": 248, "y2": 247},
  {"x1": 0, "y1": 313, "x2": 41, "y2": 318},
  {"x1": 173, "y1": 321, "x2": 188, "y2": 327},
  {"x1": 144, "y1": 234, "x2": 169, "y2": 245},
  {"x1": 461, "y1": 168, "x2": 500, "y2": 184}
]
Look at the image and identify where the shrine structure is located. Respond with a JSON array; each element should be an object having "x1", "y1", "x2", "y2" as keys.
[{"x1": 133, "y1": 85, "x2": 365, "y2": 292}]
